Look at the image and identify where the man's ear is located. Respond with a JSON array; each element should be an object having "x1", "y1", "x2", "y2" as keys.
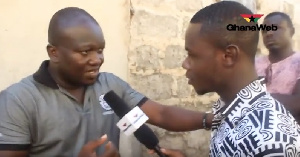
[
  {"x1": 290, "y1": 26, "x2": 295, "y2": 37},
  {"x1": 47, "y1": 44, "x2": 59, "y2": 62},
  {"x1": 222, "y1": 44, "x2": 240, "y2": 67}
]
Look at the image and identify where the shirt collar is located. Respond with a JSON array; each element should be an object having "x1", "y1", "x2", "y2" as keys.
[
  {"x1": 33, "y1": 60, "x2": 59, "y2": 89},
  {"x1": 212, "y1": 77, "x2": 267, "y2": 129}
]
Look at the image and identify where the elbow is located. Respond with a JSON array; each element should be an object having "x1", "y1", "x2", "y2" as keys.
[{"x1": 146, "y1": 105, "x2": 170, "y2": 129}]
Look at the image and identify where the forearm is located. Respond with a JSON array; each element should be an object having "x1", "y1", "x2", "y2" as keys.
[
  {"x1": 0, "y1": 151, "x2": 28, "y2": 157},
  {"x1": 149, "y1": 105, "x2": 213, "y2": 132}
]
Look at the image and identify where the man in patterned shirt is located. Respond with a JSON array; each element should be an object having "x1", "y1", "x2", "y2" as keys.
[{"x1": 156, "y1": 1, "x2": 300, "y2": 157}]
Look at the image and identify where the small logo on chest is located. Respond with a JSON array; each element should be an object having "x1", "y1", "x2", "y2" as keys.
[{"x1": 99, "y1": 94, "x2": 114, "y2": 115}]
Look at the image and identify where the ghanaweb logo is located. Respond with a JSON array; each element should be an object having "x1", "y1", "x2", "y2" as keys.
[{"x1": 227, "y1": 14, "x2": 277, "y2": 31}]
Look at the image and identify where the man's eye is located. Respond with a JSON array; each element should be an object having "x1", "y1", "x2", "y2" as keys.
[
  {"x1": 97, "y1": 49, "x2": 103, "y2": 54},
  {"x1": 81, "y1": 51, "x2": 88, "y2": 55}
]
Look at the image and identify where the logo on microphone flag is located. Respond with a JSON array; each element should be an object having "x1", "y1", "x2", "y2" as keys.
[
  {"x1": 117, "y1": 115, "x2": 134, "y2": 134},
  {"x1": 116, "y1": 106, "x2": 149, "y2": 136}
]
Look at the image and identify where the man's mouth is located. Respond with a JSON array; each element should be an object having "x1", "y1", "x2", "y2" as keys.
[{"x1": 89, "y1": 70, "x2": 98, "y2": 74}]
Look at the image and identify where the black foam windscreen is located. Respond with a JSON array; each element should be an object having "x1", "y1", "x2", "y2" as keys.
[
  {"x1": 103, "y1": 90, "x2": 159, "y2": 149},
  {"x1": 103, "y1": 90, "x2": 130, "y2": 118},
  {"x1": 134, "y1": 125, "x2": 159, "y2": 149}
]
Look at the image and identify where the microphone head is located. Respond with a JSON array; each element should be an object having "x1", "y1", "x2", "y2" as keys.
[
  {"x1": 134, "y1": 125, "x2": 159, "y2": 150},
  {"x1": 103, "y1": 90, "x2": 130, "y2": 118},
  {"x1": 104, "y1": 91, "x2": 160, "y2": 150}
]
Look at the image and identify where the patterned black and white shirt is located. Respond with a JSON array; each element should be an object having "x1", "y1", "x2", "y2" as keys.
[{"x1": 210, "y1": 77, "x2": 300, "y2": 156}]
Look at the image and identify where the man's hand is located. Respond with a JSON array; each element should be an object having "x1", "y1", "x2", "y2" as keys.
[
  {"x1": 78, "y1": 134, "x2": 120, "y2": 157},
  {"x1": 160, "y1": 148, "x2": 185, "y2": 157},
  {"x1": 148, "y1": 148, "x2": 186, "y2": 157},
  {"x1": 101, "y1": 141, "x2": 120, "y2": 157}
]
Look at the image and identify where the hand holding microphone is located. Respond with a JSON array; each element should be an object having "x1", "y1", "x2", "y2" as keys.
[{"x1": 103, "y1": 90, "x2": 168, "y2": 157}]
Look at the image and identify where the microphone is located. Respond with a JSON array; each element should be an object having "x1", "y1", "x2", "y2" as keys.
[
  {"x1": 103, "y1": 90, "x2": 167, "y2": 157},
  {"x1": 134, "y1": 125, "x2": 167, "y2": 157}
]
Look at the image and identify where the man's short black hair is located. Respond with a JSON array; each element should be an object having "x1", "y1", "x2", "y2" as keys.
[
  {"x1": 190, "y1": 1, "x2": 259, "y2": 60},
  {"x1": 264, "y1": 11, "x2": 294, "y2": 29},
  {"x1": 48, "y1": 7, "x2": 99, "y2": 46}
]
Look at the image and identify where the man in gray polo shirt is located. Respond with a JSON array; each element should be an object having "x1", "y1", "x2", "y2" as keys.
[{"x1": 0, "y1": 7, "x2": 213, "y2": 157}]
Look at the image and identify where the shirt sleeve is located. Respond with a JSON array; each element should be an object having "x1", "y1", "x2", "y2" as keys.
[
  {"x1": 296, "y1": 57, "x2": 300, "y2": 80},
  {"x1": 111, "y1": 74, "x2": 148, "y2": 108},
  {"x1": 0, "y1": 90, "x2": 31, "y2": 150}
]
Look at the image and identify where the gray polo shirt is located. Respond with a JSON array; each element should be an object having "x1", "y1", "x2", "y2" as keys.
[{"x1": 0, "y1": 60, "x2": 148, "y2": 157}]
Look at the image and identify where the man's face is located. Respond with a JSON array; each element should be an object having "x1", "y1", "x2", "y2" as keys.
[
  {"x1": 182, "y1": 23, "x2": 223, "y2": 95},
  {"x1": 49, "y1": 20, "x2": 105, "y2": 86},
  {"x1": 262, "y1": 15, "x2": 294, "y2": 51}
]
